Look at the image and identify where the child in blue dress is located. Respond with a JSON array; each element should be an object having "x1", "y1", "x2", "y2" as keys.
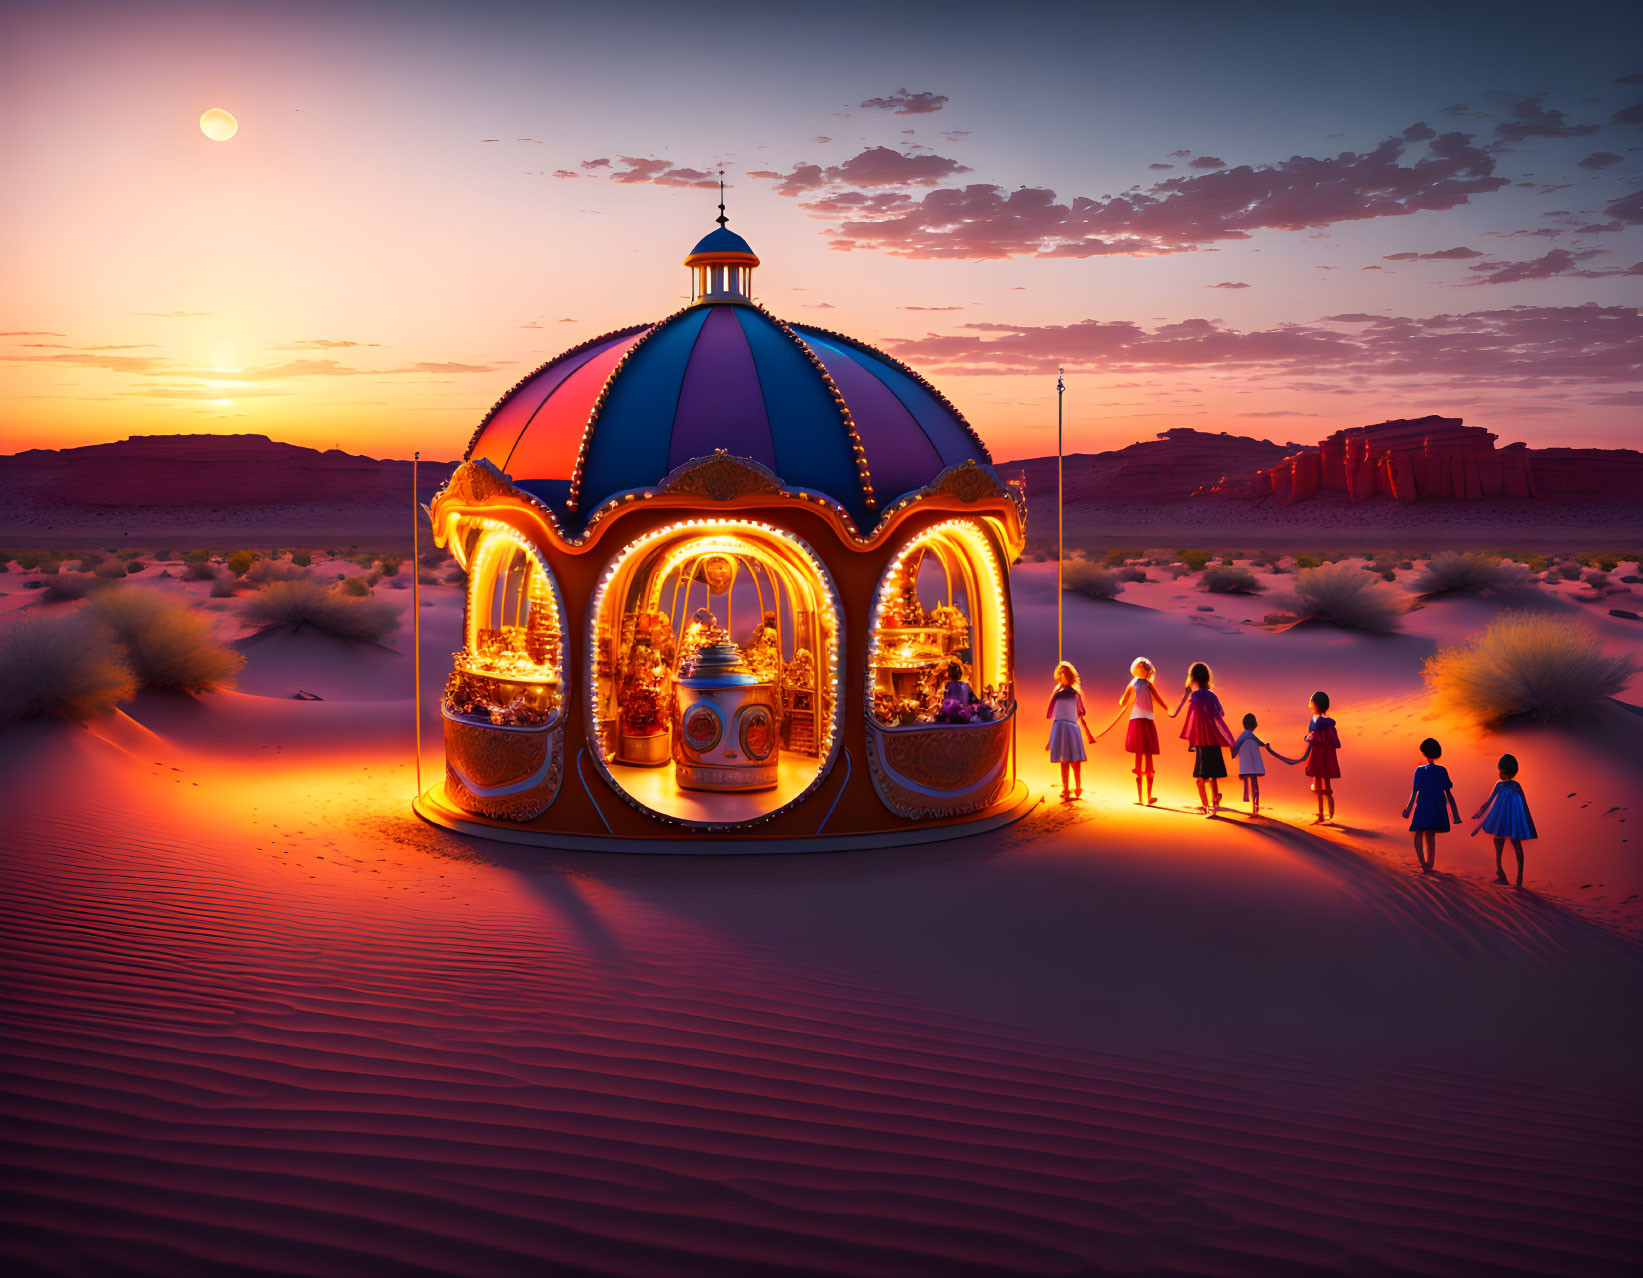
[
  {"x1": 1401, "y1": 737, "x2": 1460, "y2": 873},
  {"x1": 1471, "y1": 753, "x2": 1536, "y2": 887}
]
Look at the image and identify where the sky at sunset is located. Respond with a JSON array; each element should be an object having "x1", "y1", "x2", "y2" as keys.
[{"x1": 2, "y1": 0, "x2": 1639, "y2": 463}]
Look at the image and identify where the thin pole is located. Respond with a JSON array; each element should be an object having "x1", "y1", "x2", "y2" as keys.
[
  {"x1": 412, "y1": 451, "x2": 423, "y2": 798},
  {"x1": 1056, "y1": 366, "x2": 1064, "y2": 663}
]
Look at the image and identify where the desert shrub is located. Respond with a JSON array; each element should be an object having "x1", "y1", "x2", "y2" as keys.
[
  {"x1": 290, "y1": 550, "x2": 312, "y2": 568},
  {"x1": 225, "y1": 549, "x2": 259, "y2": 577},
  {"x1": 1117, "y1": 565, "x2": 1150, "y2": 583},
  {"x1": 35, "y1": 559, "x2": 61, "y2": 575},
  {"x1": 1521, "y1": 554, "x2": 1551, "y2": 573},
  {"x1": 209, "y1": 576, "x2": 240, "y2": 598},
  {"x1": 0, "y1": 562, "x2": 8, "y2": 573},
  {"x1": 1555, "y1": 559, "x2": 1582, "y2": 581},
  {"x1": 184, "y1": 561, "x2": 219, "y2": 582},
  {"x1": 1176, "y1": 548, "x2": 1211, "y2": 572},
  {"x1": 1424, "y1": 611, "x2": 1637, "y2": 726},
  {"x1": 1201, "y1": 563, "x2": 1262, "y2": 594},
  {"x1": 1101, "y1": 547, "x2": 1142, "y2": 567},
  {"x1": 1283, "y1": 563, "x2": 1406, "y2": 632},
  {"x1": 125, "y1": 560, "x2": 146, "y2": 574},
  {"x1": 12, "y1": 550, "x2": 48, "y2": 570},
  {"x1": 1061, "y1": 553, "x2": 1124, "y2": 601},
  {"x1": 1412, "y1": 551, "x2": 1533, "y2": 598},
  {"x1": 335, "y1": 575, "x2": 372, "y2": 597},
  {"x1": 74, "y1": 554, "x2": 104, "y2": 572},
  {"x1": 417, "y1": 568, "x2": 443, "y2": 585},
  {"x1": 0, "y1": 612, "x2": 137, "y2": 726},
  {"x1": 1576, "y1": 552, "x2": 1620, "y2": 572},
  {"x1": 244, "y1": 558, "x2": 311, "y2": 585},
  {"x1": 240, "y1": 580, "x2": 401, "y2": 641},
  {"x1": 181, "y1": 549, "x2": 211, "y2": 564},
  {"x1": 1292, "y1": 553, "x2": 1321, "y2": 570},
  {"x1": 41, "y1": 573, "x2": 117, "y2": 602},
  {"x1": 1582, "y1": 569, "x2": 1611, "y2": 590},
  {"x1": 378, "y1": 555, "x2": 404, "y2": 578},
  {"x1": 94, "y1": 559, "x2": 129, "y2": 578},
  {"x1": 84, "y1": 589, "x2": 243, "y2": 693}
]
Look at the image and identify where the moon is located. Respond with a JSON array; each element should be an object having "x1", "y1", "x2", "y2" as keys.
[{"x1": 199, "y1": 108, "x2": 238, "y2": 142}]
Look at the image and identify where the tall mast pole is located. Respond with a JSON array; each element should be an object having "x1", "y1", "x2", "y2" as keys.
[
  {"x1": 412, "y1": 450, "x2": 423, "y2": 799},
  {"x1": 1056, "y1": 366, "x2": 1065, "y2": 663}
]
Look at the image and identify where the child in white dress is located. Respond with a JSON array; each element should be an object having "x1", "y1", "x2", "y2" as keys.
[{"x1": 1230, "y1": 712, "x2": 1267, "y2": 813}]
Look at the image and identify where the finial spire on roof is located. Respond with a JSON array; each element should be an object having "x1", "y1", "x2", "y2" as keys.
[{"x1": 716, "y1": 169, "x2": 728, "y2": 227}]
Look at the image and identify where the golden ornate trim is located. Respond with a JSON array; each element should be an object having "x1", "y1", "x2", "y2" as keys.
[
  {"x1": 442, "y1": 713, "x2": 564, "y2": 822},
  {"x1": 864, "y1": 712, "x2": 1013, "y2": 821}
]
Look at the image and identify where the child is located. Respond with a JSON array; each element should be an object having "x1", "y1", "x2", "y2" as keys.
[
  {"x1": 1045, "y1": 660, "x2": 1095, "y2": 800},
  {"x1": 1472, "y1": 753, "x2": 1536, "y2": 887},
  {"x1": 1271, "y1": 691, "x2": 1341, "y2": 824},
  {"x1": 1168, "y1": 661, "x2": 1235, "y2": 813},
  {"x1": 1402, "y1": 737, "x2": 1460, "y2": 873},
  {"x1": 1230, "y1": 713, "x2": 1267, "y2": 814},
  {"x1": 1095, "y1": 656, "x2": 1162, "y2": 806}
]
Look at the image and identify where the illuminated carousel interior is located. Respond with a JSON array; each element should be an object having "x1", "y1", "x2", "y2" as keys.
[{"x1": 579, "y1": 520, "x2": 842, "y2": 824}]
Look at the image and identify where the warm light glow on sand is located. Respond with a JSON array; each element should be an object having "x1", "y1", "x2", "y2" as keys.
[{"x1": 199, "y1": 107, "x2": 237, "y2": 141}]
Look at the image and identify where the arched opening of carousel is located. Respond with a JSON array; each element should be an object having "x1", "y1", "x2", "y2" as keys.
[
  {"x1": 586, "y1": 519, "x2": 842, "y2": 827},
  {"x1": 864, "y1": 518, "x2": 1016, "y2": 820},
  {"x1": 437, "y1": 524, "x2": 569, "y2": 820}
]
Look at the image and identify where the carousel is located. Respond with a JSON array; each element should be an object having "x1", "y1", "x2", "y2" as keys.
[{"x1": 416, "y1": 209, "x2": 1029, "y2": 850}]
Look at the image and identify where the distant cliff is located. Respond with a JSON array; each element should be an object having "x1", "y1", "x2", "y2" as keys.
[
  {"x1": 0, "y1": 434, "x2": 455, "y2": 543},
  {"x1": 1197, "y1": 416, "x2": 1643, "y2": 504},
  {"x1": 998, "y1": 428, "x2": 1304, "y2": 507}
]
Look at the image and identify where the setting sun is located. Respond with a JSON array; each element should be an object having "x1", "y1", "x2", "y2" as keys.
[{"x1": 199, "y1": 107, "x2": 237, "y2": 141}]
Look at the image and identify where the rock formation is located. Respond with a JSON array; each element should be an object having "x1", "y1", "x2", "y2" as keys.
[{"x1": 1199, "y1": 416, "x2": 1643, "y2": 503}]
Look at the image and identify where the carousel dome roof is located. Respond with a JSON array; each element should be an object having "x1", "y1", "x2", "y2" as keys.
[
  {"x1": 465, "y1": 225, "x2": 993, "y2": 530},
  {"x1": 684, "y1": 225, "x2": 758, "y2": 264}
]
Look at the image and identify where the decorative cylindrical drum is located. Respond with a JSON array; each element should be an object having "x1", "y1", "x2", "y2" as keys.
[{"x1": 673, "y1": 641, "x2": 780, "y2": 791}]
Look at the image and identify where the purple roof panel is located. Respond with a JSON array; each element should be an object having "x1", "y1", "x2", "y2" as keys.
[{"x1": 669, "y1": 306, "x2": 775, "y2": 472}]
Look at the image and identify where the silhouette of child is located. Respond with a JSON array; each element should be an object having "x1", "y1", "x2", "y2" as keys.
[
  {"x1": 1230, "y1": 712, "x2": 1267, "y2": 814},
  {"x1": 1045, "y1": 660, "x2": 1094, "y2": 800},
  {"x1": 1269, "y1": 691, "x2": 1341, "y2": 824},
  {"x1": 1094, "y1": 656, "x2": 1162, "y2": 806},
  {"x1": 1168, "y1": 661, "x2": 1235, "y2": 814},
  {"x1": 1472, "y1": 753, "x2": 1536, "y2": 887},
  {"x1": 1402, "y1": 737, "x2": 1460, "y2": 873}
]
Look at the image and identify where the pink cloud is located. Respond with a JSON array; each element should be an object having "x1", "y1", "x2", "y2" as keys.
[
  {"x1": 859, "y1": 89, "x2": 948, "y2": 115},
  {"x1": 811, "y1": 129, "x2": 1507, "y2": 260},
  {"x1": 1494, "y1": 96, "x2": 1599, "y2": 142},
  {"x1": 1382, "y1": 246, "x2": 1483, "y2": 261},
  {"x1": 874, "y1": 305, "x2": 1643, "y2": 390},
  {"x1": 1465, "y1": 248, "x2": 1623, "y2": 284},
  {"x1": 602, "y1": 157, "x2": 719, "y2": 188},
  {"x1": 1188, "y1": 156, "x2": 1226, "y2": 170},
  {"x1": 1205, "y1": 281, "x2": 1250, "y2": 289},
  {"x1": 752, "y1": 147, "x2": 970, "y2": 195},
  {"x1": 1578, "y1": 151, "x2": 1624, "y2": 170}
]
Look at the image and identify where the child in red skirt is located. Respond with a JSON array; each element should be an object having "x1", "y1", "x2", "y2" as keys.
[
  {"x1": 1095, "y1": 656, "x2": 1162, "y2": 805},
  {"x1": 1271, "y1": 690, "x2": 1342, "y2": 824},
  {"x1": 1168, "y1": 661, "x2": 1236, "y2": 814}
]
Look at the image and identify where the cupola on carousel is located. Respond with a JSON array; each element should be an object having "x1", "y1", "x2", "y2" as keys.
[{"x1": 416, "y1": 209, "x2": 1029, "y2": 850}]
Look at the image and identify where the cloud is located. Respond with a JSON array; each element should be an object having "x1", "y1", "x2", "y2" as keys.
[
  {"x1": 1494, "y1": 95, "x2": 1599, "y2": 142},
  {"x1": 0, "y1": 352, "x2": 168, "y2": 374},
  {"x1": 1204, "y1": 281, "x2": 1250, "y2": 289},
  {"x1": 807, "y1": 128, "x2": 1507, "y2": 260},
  {"x1": 1618, "y1": 74, "x2": 1643, "y2": 86},
  {"x1": 123, "y1": 385, "x2": 289, "y2": 400},
  {"x1": 519, "y1": 321, "x2": 543, "y2": 329},
  {"x1": 134, "y1": 311, "x2": 210, "y2": 318},
  {"x1": 1148, "y1": 163, "x2": 1175, "y2": 171},
  {"x1": 602, "y1": 156, "x2": 719, "y2": 188},
  {"x1": 1382, "y1": 246, "x2": 1483, "y2": 261},
  {"x1": 1440, "y1": 103, "x2": 1471, "y2": 116},
  {"x1": 551, "y1": 169, "x2": 580, "y2": 179},
  {"x1": 899, "y1": 305, "x2": 965, "y2": 311},
  {"x1": 1578, "y1": 151, "x2": 1624, "y2": 170},
  {"x1": 480, "y1": 138, "x2": 499, "y2": 143},
  {"x1": 752, "y1": 146, "x2": 971, "y2": 196},
  {"x1": 1614, "y1": 101, "x2": 1643, "y2": 126},
  {"x1": 1188, "y1": 156, "x2": 1226, "y2": 169},
  {"x1": 1606, "y1": 189, "x2": 1643, "y2": 224},
  {"x1": 875, "y1": 305, "x2": 1643, "y2": 389},
  {"x1": 0, "y1": 330, "x2": 65, "y2": 337},
  {"x1": 275, "y1": 339, "x2": 380, "y2": 350},
  {"x1": 1465, "y1": 247, "x2": 1622, "y2": 284},
  {"x1": 1402, "y1": 122, "x2": 1437, "y2": 141},
  {"x1": 1167, "y1": 149, "x2": 1192, "y2": 159},
  {"x1": 859, "y1": 89, "x2": 948, "y2": 115}
]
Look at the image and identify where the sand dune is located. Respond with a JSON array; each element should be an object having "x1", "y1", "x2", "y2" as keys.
[{"x1": 2, "y1": 559, "x2": 1640, "y2": 1275}]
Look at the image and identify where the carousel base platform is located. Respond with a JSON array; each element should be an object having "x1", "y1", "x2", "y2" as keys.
[{"x1": 412, "y1": 779, "x2": 1037, "y2": 855}]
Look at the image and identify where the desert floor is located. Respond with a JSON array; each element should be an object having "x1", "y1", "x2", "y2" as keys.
[{"x1": 2, "y1": 555, "x2": 1640, "y2": 1275}]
